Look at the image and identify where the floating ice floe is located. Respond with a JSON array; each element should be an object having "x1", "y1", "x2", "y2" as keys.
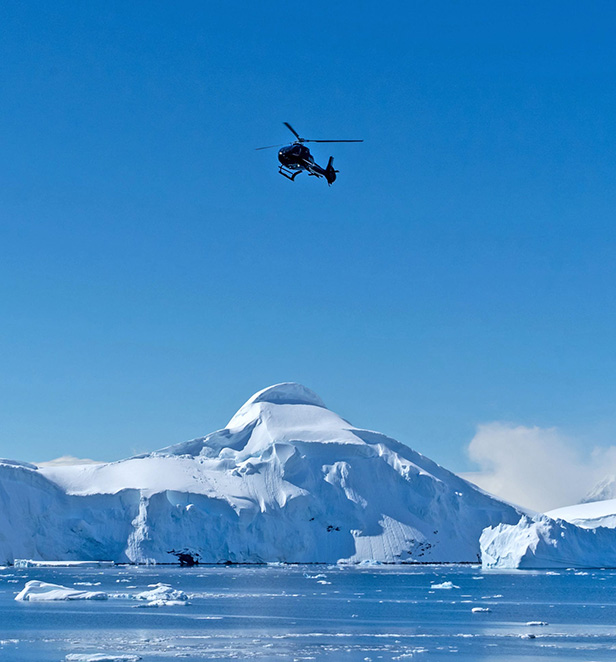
[
  {"x1": 15, "y1": 579, "x2": 187, "y2": 606},
  {"x1": 14, "y1": 559, "x2": 113, "y2": 568},
  {"x1": 430, "y1": 581, "x2": 459, "y2": 589},
  {"x1": 132, "y1": 583, "x2": 188, "y2": 607},
  {"x1": 65, "y1": 655, "x2": 141, "y2": 662},
  {"x1": 471, "y1": 607, "x2": 490, "y2": 613},
  {"x1": 15, "y1": 580, "x2": 107, "y2": 602}
]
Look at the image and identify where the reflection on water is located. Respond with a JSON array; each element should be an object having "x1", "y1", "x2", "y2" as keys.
[{"x1": 2, "y1": 564, "x2": 616, "y2": 661}]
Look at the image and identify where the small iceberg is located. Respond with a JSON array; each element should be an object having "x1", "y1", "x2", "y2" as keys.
[
  {"x1": 481, "y1": 515, "x2": 616, "y2": 569},
  {"x1": 132, "y1": 583, "x2": 188, "y2": 607},
  {"x1": 14, "y1": 559, "x2": 114, "y2": 569},
  {"x1": 65, "y1": 655, "x2": 141, "y2": 662},
  {"x1": 431, "y1": 581, "x2": 459, "y2": 590},
  {"x1": 15, "y1": 580, "x2": 107, "y2": 602}
]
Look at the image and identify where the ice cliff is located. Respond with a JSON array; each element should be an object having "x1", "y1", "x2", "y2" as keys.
[
  {"x1": 0, "y1": 383, "x2": 521, "y2": 565},
  {"x1": 480, "y1": 513, "x2": 616, "y2": 569}
]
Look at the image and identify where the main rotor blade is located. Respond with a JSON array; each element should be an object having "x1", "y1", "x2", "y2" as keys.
[
  {"x1": 255, "y1": 143, "x2": 285, "y2": 151},
  {"x1": 304, "y1": 139, "x2": 363, "y2": 143},
  {"x1": 283, "y1": 122, "x2": 302, "y2": 141}
]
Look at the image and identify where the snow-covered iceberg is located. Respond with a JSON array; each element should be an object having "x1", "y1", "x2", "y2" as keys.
[
  {"x1": 14, "y1": 560, "x2": 114, "y2": 568},
  {"x1": 131, "y1": 582, "x2": 188, "y2": 607},
  {"x1": 15, "y1": 580, "x2": 107, "y2": 601},
  {"x1": 0, "y1": 383, "x2": 521, "y2": 564},
  {"x1": 480, "y1": 514, "x2": 616, "y2": 569}
]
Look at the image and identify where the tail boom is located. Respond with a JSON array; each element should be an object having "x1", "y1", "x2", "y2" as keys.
[{"x1": 325, "y1": 156, "x2": 338, "y2": 185}]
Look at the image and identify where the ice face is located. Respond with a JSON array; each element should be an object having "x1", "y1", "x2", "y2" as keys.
[
  {"x1": 481, "y1": 514, "x2": 616, "y2": 569},
  {"x1": 0, "y1": 383, "x2": 522, "y2": 565}
]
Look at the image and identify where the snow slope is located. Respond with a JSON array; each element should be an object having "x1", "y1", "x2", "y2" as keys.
[
  {"x1": 547, "y1": 499, "x2": 616, "y2": 529},
  {"x1": 0, "y1": 383, "x2": 521, "y2": 564}
]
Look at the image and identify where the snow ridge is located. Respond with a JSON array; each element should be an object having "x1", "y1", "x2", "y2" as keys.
[{"x1": 241, "y1": 382, "x2": 327, "y2": 408}]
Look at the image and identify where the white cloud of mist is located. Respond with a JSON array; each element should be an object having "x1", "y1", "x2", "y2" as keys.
[
  {"x1": 461, "y1": 422, "x2": 616, "y2": 513},
  {"x1": 36, "y1": 455, "x2": 102, "y2": 467}
]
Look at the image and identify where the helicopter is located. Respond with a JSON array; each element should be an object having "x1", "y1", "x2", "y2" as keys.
[{"x1": 256, "y1": 122, "x2": 363, "y2": 185}]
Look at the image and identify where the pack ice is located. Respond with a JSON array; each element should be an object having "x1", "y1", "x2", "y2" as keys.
[{"x1": 0, "y1": 383, "x2": 521, "y2": 564}]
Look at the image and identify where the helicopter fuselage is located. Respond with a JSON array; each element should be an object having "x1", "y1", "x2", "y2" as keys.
[
  {"x1": 278, "y1": 142, "x2": 314, "y2": 170},
  {"x1": 276, "y1": 142, "x2": 337, "y2": 183}
]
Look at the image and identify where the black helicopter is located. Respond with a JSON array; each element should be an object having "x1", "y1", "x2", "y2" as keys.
[{"x1": 256, "y1": 122, "x2": 363, "y2": 185}]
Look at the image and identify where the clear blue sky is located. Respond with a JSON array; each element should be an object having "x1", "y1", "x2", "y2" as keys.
[{"x1": 1, "y1": 1, "x2": 615, "y2": 469}]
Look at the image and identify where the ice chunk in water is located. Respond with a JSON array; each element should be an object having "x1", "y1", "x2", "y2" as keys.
[
  {"x1": 65, "y1": 655, "x2": 141, "y2": 662},
  {"x1": 15, "y1": 580, "x2": 107, "y2": 602},
  {"x1": 431, "y1": 581, "x2": 459, "y2": 589}
]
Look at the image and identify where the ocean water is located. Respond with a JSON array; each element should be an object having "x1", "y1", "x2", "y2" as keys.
[{"x1": 1, "y1": 564, "x2": 616, "y2": 661}]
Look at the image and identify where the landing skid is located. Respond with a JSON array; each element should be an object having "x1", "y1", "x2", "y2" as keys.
[{"x1": 278, "y1": 166, "x2": 301, "y2": 181}]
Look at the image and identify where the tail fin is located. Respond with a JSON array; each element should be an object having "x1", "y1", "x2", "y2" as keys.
[{"x1": 325, "y1": 156, "x2": 338, "y2": 185}]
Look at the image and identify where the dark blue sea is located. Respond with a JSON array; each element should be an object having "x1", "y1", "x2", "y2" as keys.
[{"x1": 1, "y1": 564, "x2": 616, "y2": 661}]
